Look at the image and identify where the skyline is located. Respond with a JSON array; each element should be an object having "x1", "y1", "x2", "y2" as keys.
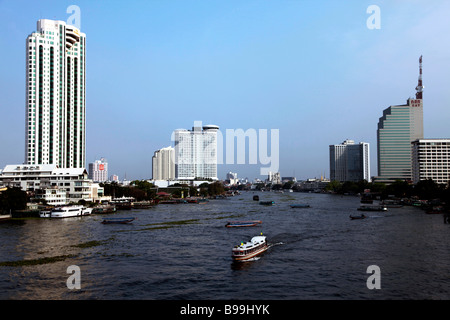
[{"x1": 1, "y1": 1, "x2": 450, "y2": 181}]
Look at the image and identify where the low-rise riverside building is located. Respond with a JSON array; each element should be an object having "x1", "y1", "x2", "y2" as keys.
[{"x1": 0, "y1": 164, "x2": 96, "y2": 203}]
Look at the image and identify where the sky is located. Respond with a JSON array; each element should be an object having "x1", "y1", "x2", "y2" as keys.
[{"x1": 1, "y1": 0, "x2": 450, "y2": 181}]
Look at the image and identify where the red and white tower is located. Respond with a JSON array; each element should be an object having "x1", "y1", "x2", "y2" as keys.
[{"x1": 415, "y1": 55, "x2": 423, "y2": 99}]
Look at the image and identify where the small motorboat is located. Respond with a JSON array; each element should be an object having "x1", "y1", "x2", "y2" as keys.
[
  {"x1": 358, "y1": 205, "x2": 387, "y2": 212},
  {"x1": 350, "y1": 214, "x2": 366, "y2": 220},
  {"x1": 225, "y1": 220, "x2": 262, "y2": 228},
  {"x1": 290, "y1": 204, "x2": 310, "y2": 208},
  {"x1": 259, "y1": 201, "x2": 274, "y2": 206},
  {"x1": 253, "y1": 195, "x2": 259, "y2": 201},
  {"x1": 101, "y1": 217, "x2": 135, "y2": 224},
  {"x1": 232, "y1": 235, "x2": 268, "y2": 261}
]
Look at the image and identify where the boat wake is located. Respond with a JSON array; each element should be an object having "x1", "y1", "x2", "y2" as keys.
[
  {"x1": 243, "y1": 257, "x2": 261, "y2": 262},
  {"x1": 268, "y1": 242, "x2": 284, "y2": 248}
]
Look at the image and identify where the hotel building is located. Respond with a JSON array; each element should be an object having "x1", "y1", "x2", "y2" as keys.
[
  {"x1": 412, "y1": 139, "x2": 450, "y2": 184},
  {"x1": 25, "y1": 19, "x2": 86, "y2": 168},
  {"x1": 329, "y1": 140, "x2": 370, "y2": 182},
  {"x1": 152, "y1": 147, "x2": 175, "y2": 181},
  {"x1": 0, "y1": 164, "x2": 94, "y2": 203},
  {"x1": 174, "y1": 123, "x2": 219, "y2": 180},
  {"x1": 376, "y1": 56, "x2": 424, "y2": 183}
]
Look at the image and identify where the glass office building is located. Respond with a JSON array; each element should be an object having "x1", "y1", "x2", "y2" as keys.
[
  {"x1": 377, "y1": 98, "x2": 423, "y2": 182},
  {"x1": 329, "y1": 140, "x2": 370, "y2": 182}
]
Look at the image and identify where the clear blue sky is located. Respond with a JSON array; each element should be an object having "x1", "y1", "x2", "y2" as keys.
[{"x1": 1, "y1": 0, "x2": 450, "y2": 181}]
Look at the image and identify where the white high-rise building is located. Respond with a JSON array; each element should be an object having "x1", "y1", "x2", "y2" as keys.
[
  {"x1": 152, "y1": 147, "x2": 175, "y2": 180},
  {"x1": 174, "y1": 123, "x2": 219, "y2": 180},
  {"x1": 412, "y1": 139, "x2": 450, "y2": 184},
  {"x1": 25, "y1": 19, "x2": 86, "y2": 168},
  {"x1": 329, "y1": 140, "x2": 370, "y2": 182},
  {"x1": 267, "y1": 171, "x2": 281, "y2": 184},
  {"x1": 89, "y1": 158, "x2": 108, "y2": 182}
]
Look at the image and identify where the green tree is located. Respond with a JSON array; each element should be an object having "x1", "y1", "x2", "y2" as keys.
[
  {"x1": 0, "y1": 187, "x2": 27, "y2": 214},
  {"x1": 207, "y1": 181, "x2": 225, "y2": 196},
  {"x1": 325, "y1": 180, "x2": 342, "y2": 193},
  {"x1": 413, "y1": 179, "x2": 442, "y2": 200},
  {"x1": 385, "y1": 180, "x2": 411, "y2": 198}
]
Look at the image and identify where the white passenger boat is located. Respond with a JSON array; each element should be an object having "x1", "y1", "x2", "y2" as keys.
[
  {"x1": 42, "y1": 205, "x2": 91, "y2": 218},
  {"x1": 232, "y1": 235, "x2": 268, "y2": 261}
]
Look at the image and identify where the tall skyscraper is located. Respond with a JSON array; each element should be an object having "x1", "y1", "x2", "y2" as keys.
[
  {"x1": 152, "y1": 147, "x2": 175, "y2": 180},
  {"x1": 376, "y1": 56, "x2": 424, "y2": 182},
  {"x1": 174, "y1": 123, "x2": 219, "y2": 180},
  {"x1": 329, "y1": 140, "x2": 370, "y2": 182},
  {"x1": 89, "y1": 158, "x2": 108, "y2": 182},
  {"x1": 25, "y1": 19, "x2": 86, "y2": 168}
]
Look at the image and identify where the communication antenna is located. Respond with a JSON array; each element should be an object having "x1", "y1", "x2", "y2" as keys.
[{"x1": 415, "y1": 55, "x2": 423, "y2": 99}]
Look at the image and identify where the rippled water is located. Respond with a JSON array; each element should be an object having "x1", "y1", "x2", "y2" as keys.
[{"x1": 1, "y1": 192, "x2": 450, "y2": 300}]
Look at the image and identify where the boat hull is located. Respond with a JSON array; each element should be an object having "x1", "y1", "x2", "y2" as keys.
[
  {"x1": 290, "y1": 204, "x2": 310, "y2": 208},
  {"x1": 101, "y1": 217, "x2": 135, "y2": 224},
  {"x1": 226, "y1": 220, "x2": 262, "y2": 228},
  {"x1": 232, "y1": 245, "x2": 268, "y2": 261}
]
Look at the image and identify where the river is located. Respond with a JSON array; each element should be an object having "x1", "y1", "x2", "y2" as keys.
[{"x1": 1, "y1": 191, "x2": 449, "y2": 300}]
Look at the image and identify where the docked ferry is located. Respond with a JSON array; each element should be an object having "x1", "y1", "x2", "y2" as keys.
[
  {"x1": 232, "y1": 235, "x2": 268, "y2": 261},
  {"x1": 41, "y1": 205, "x2": 92, "y2": 218}
]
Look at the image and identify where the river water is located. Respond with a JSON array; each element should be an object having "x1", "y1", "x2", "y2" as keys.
[{"x1": 1, "y1": 191, "x2": 450, "y2": 300}]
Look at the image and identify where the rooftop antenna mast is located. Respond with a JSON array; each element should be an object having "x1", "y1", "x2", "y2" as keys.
[{"x1": 415, "y1": 55, "x2": 423, "y2": 99}]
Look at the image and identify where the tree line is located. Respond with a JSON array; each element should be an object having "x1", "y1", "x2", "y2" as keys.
[{"x1": 325, "y1": 179, "x2": 450, "y2": 202}]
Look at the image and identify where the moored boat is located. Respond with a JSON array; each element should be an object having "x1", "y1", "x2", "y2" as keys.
[
  {"x1": 131, "y1": 201, "x2": 153, "y2": 209},
  {"x1": 48, "y1": 205, "x2": 85, "y2": 218},
  {"x1": 159, "y1": 199, "x2": 187, "y2": 204},
  {"x1": 0, "y1": 214, "x2": 12, "y2": 222},
  {"x1": 115, "y1": 202, "x2": 132, "y2": 210},
  {"x1": 111, "y1": 197, "x2": 134, "y2": 210},
  {"x1": 232, "y1": 235, "x2": 268, "y2": 261},
  {"x1": 92, "y1": 204, "x2": 117, "y2": 214},
  {"x1": 39, "y1": 210, "x2": 52, "y2": 218},
  {"x1": 82, "y1": 207, "x2": 93, "y2": 215},
  {"x1": 426, "y1": 206, "x2": 445, "y2": 214}
]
